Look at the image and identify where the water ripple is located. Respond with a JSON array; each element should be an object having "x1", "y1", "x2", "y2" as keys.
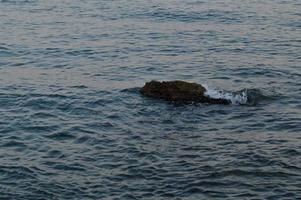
[{"x1": 0, "y1": 0, "x2": 300, "y2": 199}]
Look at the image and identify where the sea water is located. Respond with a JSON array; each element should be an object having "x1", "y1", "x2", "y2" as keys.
[{"x1": 0, "y1": 0, "x2": 300, "y2": 199}]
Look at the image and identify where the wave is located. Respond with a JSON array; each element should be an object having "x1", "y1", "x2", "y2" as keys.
[{"x1": 203, "y1": 84, "x2": 263, "y2": 105}]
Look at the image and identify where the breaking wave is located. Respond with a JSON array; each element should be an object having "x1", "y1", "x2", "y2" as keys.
[{"x1": 203, "y1": 84, "x2": 263, "y2": 105}]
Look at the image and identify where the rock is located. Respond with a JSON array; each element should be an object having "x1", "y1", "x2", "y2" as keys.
[{"x1": 140, "y1": 80, "x2": 230, "y2": 104}]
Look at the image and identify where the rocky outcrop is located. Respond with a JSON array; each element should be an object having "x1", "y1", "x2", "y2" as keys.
[{"x1": 140, "y1": 80, "x2": 230, "y2": 104}]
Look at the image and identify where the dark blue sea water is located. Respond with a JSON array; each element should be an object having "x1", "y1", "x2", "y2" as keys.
[{"x1": 1, "y1": 0, "x2": 301, "y2": 199}]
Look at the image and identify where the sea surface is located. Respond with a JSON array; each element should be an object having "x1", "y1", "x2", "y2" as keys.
[{"x1": 0, "y1": 0, "x2": 301, "y2": 199}]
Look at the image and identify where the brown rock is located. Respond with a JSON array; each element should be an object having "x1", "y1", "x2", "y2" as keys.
[{"x1": 140, "y1": 80, "x2": 230, "y2": 104}]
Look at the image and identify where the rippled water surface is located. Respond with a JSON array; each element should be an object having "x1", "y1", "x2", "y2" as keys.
[{"x1": 1, "y1": 0, "x2": 301, "y2": 199}]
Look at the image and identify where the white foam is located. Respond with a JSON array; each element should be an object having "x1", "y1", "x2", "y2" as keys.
[{"x1": 203, "y1": 84, "x2": 248, "y2": 105}]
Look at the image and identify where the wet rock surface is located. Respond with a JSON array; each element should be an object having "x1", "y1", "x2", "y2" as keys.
[{"x1": 140, "y1": 80, "x2": 230, "y2": 104}]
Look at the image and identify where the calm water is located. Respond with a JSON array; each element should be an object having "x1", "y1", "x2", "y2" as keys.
[{"x1": 1, "y1": 0, "x2": 301, "y2": 199}]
